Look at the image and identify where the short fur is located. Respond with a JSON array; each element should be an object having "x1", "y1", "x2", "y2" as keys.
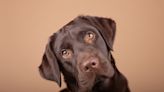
[{"x1": 39, "y1": 16, "x2": 130, "y2": 92}]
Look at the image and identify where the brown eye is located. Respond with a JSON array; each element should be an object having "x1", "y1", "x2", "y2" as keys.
[
  {"x1": 88, "y1": 32, "x2": 94, "y2": 38},
  {"x1": 61, "y1": 49, "x2": 72, "y2": 59},
  {"x1": 84, "y1": 31, "x2": 95, "y2": 44}
]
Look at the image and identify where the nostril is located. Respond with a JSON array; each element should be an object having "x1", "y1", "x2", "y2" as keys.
[
  {"x1": 91, "y1": 62, "x2": 96, "y2": 66},
  {"x1": 84, "y1": 66, "x2": 89, "y2": 72},
  {"x1": 82, "y1": 57, "x2": 99, "y2": 72}
]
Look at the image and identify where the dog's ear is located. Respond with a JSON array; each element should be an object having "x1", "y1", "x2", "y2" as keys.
[
  {"x1": 39, "y1": 34, "x2": 61, "y2": 87},
  {"x1": 78, "y1": 16, "x2": 116, "y2": 50}
]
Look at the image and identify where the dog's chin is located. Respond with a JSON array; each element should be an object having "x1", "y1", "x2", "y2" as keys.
[
  {"x1": 78, "y1": 72, "x2": 114, "y2": 90},
  {"x1": 95, "y1": 71, "x2": 115, "y2": 87},
  {"x1": 94, "y1": 75, "x2": 112, "y2": 84},
  {"x1": 78, "y1": 75, "x2": 113, "y2": 92}
]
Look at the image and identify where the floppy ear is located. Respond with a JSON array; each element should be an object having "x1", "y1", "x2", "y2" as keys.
[
  {"x1": 39, "y1": 34, "x2": 61, "y2": 87},
  {"x1": 78, "y1": 16, "x2": 116, "y2": 50}
]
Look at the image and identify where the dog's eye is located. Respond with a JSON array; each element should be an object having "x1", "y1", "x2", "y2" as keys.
[
  {"x1": 84, "y1": 31, "x2": 95, "y2": 44},
  {"x1": 61, "y1": 49, "x2": 72, "y2": 59}
]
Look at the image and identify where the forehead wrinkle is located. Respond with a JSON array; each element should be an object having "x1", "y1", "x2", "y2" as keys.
[
  {"x1": 54, "y1": 23, "x2": 99, "y2": 52},
  {"x1": 55, "y1": 30, "x2": 74, "y2": 51},
  {"x1": 65, "y1": 22, "x2": 97, "y2": 37}
]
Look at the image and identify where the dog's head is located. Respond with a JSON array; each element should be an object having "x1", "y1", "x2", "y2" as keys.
[{"x1": 39, "y1": 16, "x2": 116, "y2": 90}]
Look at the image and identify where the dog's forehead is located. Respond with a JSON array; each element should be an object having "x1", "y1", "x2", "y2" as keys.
[
  {"x1": 54, "y1": 23, "x2": 98, "y2": 51},
  {"x1": 64, "y1": 23, "x2": 97, "y2": 36},
  {"x1": 58, "y1": 23, "x2": 97, "y2": 39}
]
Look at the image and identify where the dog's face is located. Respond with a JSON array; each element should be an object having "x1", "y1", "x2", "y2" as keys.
[{"x1": 39, "y1": 16, "x2": 116, "y2": 91}]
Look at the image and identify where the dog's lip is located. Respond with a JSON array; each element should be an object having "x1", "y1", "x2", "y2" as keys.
[{"x1": 94, "y1": 75, "x2": 109, "y2": 84}]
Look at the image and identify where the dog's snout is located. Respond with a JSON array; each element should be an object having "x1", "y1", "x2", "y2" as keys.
[{"x1": 82, "y1": 57, "x2": 99, "y2": 72}]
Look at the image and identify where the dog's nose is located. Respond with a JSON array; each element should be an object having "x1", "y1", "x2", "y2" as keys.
[{"x1": 82, "y1": 57, "x2": 99, "y2": 72}]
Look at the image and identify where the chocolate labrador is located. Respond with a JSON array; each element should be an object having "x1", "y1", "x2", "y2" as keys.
[{"x1": 39, "y1": 16, "x2": 130, "y2": 92}]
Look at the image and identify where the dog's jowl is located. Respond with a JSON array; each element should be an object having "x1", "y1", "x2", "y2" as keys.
[{"x1": 39, "y1": 16, "x2": 130, "y2": 92}]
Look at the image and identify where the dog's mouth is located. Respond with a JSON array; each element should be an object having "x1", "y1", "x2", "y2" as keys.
[
  {"x1": 78, "y1": 70, "x2": 113, "y2": 85},
  {"x1": 77, "y1": 57, "x2": 115, "y2": 90},
  {"x1": 94, "y1": 75, "x2": 112, "y2": 84},
  {"x1": 78, "y1": 74, "x2": 113, "y2": 91}
]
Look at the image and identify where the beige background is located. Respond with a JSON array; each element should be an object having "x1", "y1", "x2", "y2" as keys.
[{"x1": 0, "y1": 0, "x2": 164, "y2": 92}]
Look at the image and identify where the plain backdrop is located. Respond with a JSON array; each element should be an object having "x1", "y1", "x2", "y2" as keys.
[{"x1": 0, "y1": 0, "x2": 164, "y2": 92}]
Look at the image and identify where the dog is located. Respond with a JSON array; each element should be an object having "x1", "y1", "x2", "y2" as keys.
[{"x1": 39, "y1": 15, "x2": 130, "y2": 92}]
